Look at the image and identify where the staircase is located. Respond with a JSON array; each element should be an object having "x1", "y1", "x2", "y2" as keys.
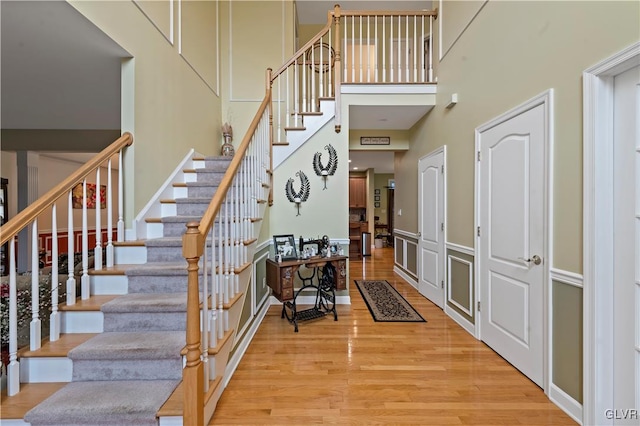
[{"x1": 14, "y1": 155, "x2": 261, "y2": 425}]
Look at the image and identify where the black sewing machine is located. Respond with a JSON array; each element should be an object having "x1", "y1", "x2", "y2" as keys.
[{"x1": 299, "y1": 235, "x2": 330, "y2": 258}]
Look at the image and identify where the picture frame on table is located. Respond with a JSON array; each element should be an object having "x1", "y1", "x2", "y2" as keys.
[{"x1": 273, "y1": 234, "x2": 298, "y2": 260}]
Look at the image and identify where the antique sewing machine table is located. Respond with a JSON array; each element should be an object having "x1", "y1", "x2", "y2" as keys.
[{"x1": 266, "y1": 255, "x2": 347, "y2": 332}]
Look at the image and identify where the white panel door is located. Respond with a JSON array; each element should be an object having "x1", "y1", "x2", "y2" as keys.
[
  {"x1": 418, "y1": 149, "x2": 445, "y2": 308},
  {"x1": 479, "y1": 103, "x2": 545, "y2": 387}
]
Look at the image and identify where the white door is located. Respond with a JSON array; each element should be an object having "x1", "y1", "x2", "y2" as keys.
[
  {"x1": 612, "y1": 65, "x2": 639, "y2": 423},
  {"x1": 418, "y1": 149, "x2": 445, "y2": 308},
  {"x1": 478, "y1": 99, "x2": 548, "y2": 388}
]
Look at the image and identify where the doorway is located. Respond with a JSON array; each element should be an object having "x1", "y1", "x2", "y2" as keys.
[
  {"x1": 476, "y1": 90, "x2": 553, "y2": 389},
  {"x1": 418, "y1": 148, "x2": 446, "y2": 308},
  {"x1": 583, "y1": 43, "x2": 640, "y2": 426}
]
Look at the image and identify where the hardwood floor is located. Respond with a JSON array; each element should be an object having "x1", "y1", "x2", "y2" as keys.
[{"x1": 210, "y1": 247, "x2": 577, "y2": 425}]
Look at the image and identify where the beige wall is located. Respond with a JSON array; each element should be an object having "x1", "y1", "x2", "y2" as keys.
[
  {"x1": 220, "y1": 1, "x2": 295, "y2": 144},
  {"x1": 270, "y1": 120, "x2": 349, "y2": 241},
  {"x1": 70, "y1": 0, "x2": 224, "y2": 227},
  {"x1": 395, "y1": 0, "x2": 640, "y2": 273},
  {"x1": 373, "y1": 173, "x2": 393, "y2": 225}
]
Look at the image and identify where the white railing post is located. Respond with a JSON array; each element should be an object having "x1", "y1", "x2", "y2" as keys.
[
  {"x1": 67, "y1": 191, "x2": 76, "y2": 305},
  {"x1": 94, "y1": 169, "x2": 102, "y2": 270},
  {"x1": 106, "y1": 159, "x2": 114, "y2": 267},
  {"x1": 429, "y1": 16, "x2": 434, "y2": 82},
  {"x1": 202, "y1": 230, "x2": 210, "y2": 391},
  {"x1": 50, "y1": 205, "x2": 60, "y2": 341},
  {"x1": 81, "y1": 180, "x2": 90, "y2": 300},
  {"x1": 30, "y1": 220, "x2": 41, "y2": 351},
  {"x1": 7, "y1": 238, "x2": 20, "y2": 396},
  {"x1": 117, "y1": 149, "x2": 124, "y2": 242}
]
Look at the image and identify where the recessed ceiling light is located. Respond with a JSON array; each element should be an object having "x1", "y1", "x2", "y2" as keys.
[
  {"x1": 353, "y1": 167, "x2": 359, "y2": 170},
  {"x1": 348, "y1": 159, "x2": 352, "y2": 162}
]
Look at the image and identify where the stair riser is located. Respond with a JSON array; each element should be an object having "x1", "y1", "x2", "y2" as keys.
[
  {"x1": 72, "y1": 358, "x2": 182, "y2": 381},
  {"x1": 114, "y1": 245, "x2": 147, "y2": 264},
  {"x1": 91, "y1": 275, "x2": 128, "y2": 295},
  {"x1": 61, "y1": 311, "x2": 104, "y2": 333},
  {"x1": 103, "y1": 312, "x2": 186, "y2": 332},
  {"x1": 20, "y1": 357, "x2": 73, "y2": 383}
]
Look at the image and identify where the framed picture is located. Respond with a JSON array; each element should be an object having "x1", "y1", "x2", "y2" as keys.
[
  {"x1": 374, "y1": 189, "x2": 380, "y2": 195},
  {"x1": 273, "y1": 234, "x2": 298, "y2": 260},
  {"x1": 360, "y1": 136, "x2": 390, "y2": 145},
  {"x1": 374, "y1": 195, "x2": 380, "y2": 201},
  {"x1": 374, "y1": 202, "x2": 380, "y2": 208}
]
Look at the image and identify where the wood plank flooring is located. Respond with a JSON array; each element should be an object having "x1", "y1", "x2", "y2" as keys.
[{"x1": 209, "y1": 247, "x2": 577, "y2": 425}]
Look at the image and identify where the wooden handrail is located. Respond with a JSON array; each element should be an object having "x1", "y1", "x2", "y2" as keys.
[
  {"x1": 0, "y1": 132, "x2": 133, "y2": 245},
  {"x1": 197, "y1": 95, "x2": 271, "y2": 236},
  {"x1": 271, "y1": 18, "x2": 333, "y2": 80},
  {"x1": 340, "y1": 9, "x2": 438, "y2": 18}
]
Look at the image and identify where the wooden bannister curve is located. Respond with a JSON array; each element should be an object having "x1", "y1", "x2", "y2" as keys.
[{"x1": 0, "y1": 132, "x2": 133, "y2": 245}]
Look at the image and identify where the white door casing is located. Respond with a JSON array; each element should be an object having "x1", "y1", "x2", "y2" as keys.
[
  {"x1": 476, "y1": 90, "x2": 552, "y2": 390},
  {"x1": 583, "y1": 42, "x2": 640, "y2": 426},
  {"x1": 418, "y1": 148, "x2": 446, "y2": 308}
]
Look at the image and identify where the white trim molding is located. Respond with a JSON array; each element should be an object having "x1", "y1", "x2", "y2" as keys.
[
  {"x1": 393, "y1": 265, "x2": 418, "y2": 290},
  {"x1": 550, "y1": 268, "x2": 583, "y2": 289},
  {"x1": 393, "y1": 229, "x2": 418, "y2": 239},
  {"x1": 549, "y1": 383, "x2": 583, "y2": 425},
  {"x1": 447, "y1": 255, "x2": 473, "y2": 317},
  {"x1": 583, "y1": 41, "x2": 640, "y2": 426},
  {"x1": 445, "y1": 242, "x2": 474, "y2": 257}
]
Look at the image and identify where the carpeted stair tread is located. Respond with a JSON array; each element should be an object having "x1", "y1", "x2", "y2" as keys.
[
  {"x1": 160, "y1": 214, "x2": 201, "y2": 223},
  {"x1": 68, "y1": 331, "x2": 184, "y2": 360},
  {"x1": 144, "y1": 237, "x2": 184, "y2": 247},
  {"x1": 24, "y1": 380, "x2": 180, "y2": 426},
  {"x1": 125, "y1": 261, "x2": 190, "y2": 275},
  {"x1": 101, "y1": 293, "x2": 188, "y2": 313}
]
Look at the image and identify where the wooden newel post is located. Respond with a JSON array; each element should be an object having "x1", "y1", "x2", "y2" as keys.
[
  {"x1": 182, "y1": 222, "x2": 204, "y2": 426},
  {"x1": 267, "y1": 68, "x2": 274, "y2": 206},
  {"x1": 333, "y1": 4, "x2": 342, "y2": 133}
]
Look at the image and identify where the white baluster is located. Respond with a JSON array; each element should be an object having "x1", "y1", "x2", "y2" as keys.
[
  {"x1": 94, "y1": 168, "x2": 102, "y2": 270},
  {"x1": 117, "y1": 149, "x2": 124, "y2": 241},
  {"x1": 285, "y1": 67, "x2": 290, "y2": 131},
  {"x1": 30, "y1": 220, "x2": 41, "y2": 351},
  {"x1": 429, "y1": 16, "x2": 434, "y2": 82},
  {"x1": 319, "y1": 35, "x2": 324, "y2": 99},
  {"x1": 374, "y1": 16, "x2": 378, "y2": 82},
  {"x1": 405, "y1": 15, "x2": 409, "y2": 82},
  {"x1": 8, "y1": 239, "x2": 20, "y2": 396},
  {"x1": 382, "y1": 18, "x2": 386, "y2": 82},
  {"x1": 359, "y1": 15, "x2": 363, "y2": 82},
  {"x1": 67, "y1": 191, "x2": 76, "y2": 305},
  {"x1": 50, "y1": 205, "x2": 60, "y2": 341},
  {"x1": 390, "y1": 16, "x2": 394, "y2": 82},
  {"x1": 218, "y1": 192, "x2": 224, "y2": 339},
  {"x1": 107, "y1": 159, "x2": 114, "y2": 267},
  {"x1": 81, "y1": 180, "x2": 90, "y2": 300},
  {"x1": 412, "y1": 15, "x2": 424, "y2": 83},
  {"x1": 421, "y1": 16, "x2": 425, "y2": 83},
  {"x1": 328, "y1": 29, "x2": 333, "y2": 96},
  {"x1": 351, "y1": 16, "x2": 355, "y2": 82}
]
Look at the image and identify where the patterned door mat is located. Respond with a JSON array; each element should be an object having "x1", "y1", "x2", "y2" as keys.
[{"x1": 355, "y1": 280, "x2": 426, "y2": 322}]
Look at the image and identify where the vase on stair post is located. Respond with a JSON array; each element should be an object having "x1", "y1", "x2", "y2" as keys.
[{"x1": 221, "y1": 122, "x2": 234, "y2": 157}]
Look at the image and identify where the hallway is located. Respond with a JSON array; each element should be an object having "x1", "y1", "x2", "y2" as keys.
[{"x1": 210, "y1": 247, "x2": 576, "y2": 425}]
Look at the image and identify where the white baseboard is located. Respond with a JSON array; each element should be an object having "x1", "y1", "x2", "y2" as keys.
[
  {"x1": 549, "y1": 383, "x2": 583, "y2": 425},
  {"x1": 444, "y1": 304, "x2": 475, "y2": 336},
  {"x1": 393, "y1": 266, "x2": 418, "y2": 290}
]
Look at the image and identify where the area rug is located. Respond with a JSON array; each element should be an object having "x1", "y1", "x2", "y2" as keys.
[{"x1": 355, "y1": 280, "x2": 426, "y2": 322}]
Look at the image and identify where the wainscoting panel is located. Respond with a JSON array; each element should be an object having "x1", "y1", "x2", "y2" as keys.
[
  {"x1": 445, "y1": 247, "x2": 475, "y2": 333},
  {"x1": 179, "y1": 0, "x2": 218, "y2": 93},
  {"x1": 394, "y1": 231, "x2": 418, "y2": 286},
  {"x1": 550, "y1": 276, "x2": 583, "y2": 407}
]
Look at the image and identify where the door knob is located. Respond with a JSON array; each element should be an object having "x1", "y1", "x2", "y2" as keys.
[{"x1": 519, "y1": 255, "x2": 542, "y2": 265}]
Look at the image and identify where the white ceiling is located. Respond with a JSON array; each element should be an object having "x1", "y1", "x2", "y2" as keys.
[{"x1": 349, "y1": 150, "x2": 394, "y2": 174}]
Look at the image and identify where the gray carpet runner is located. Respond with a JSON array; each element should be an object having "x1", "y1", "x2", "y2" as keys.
[{"x1": 24, "y1": 156, "x2": 231, "y2": 426}]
